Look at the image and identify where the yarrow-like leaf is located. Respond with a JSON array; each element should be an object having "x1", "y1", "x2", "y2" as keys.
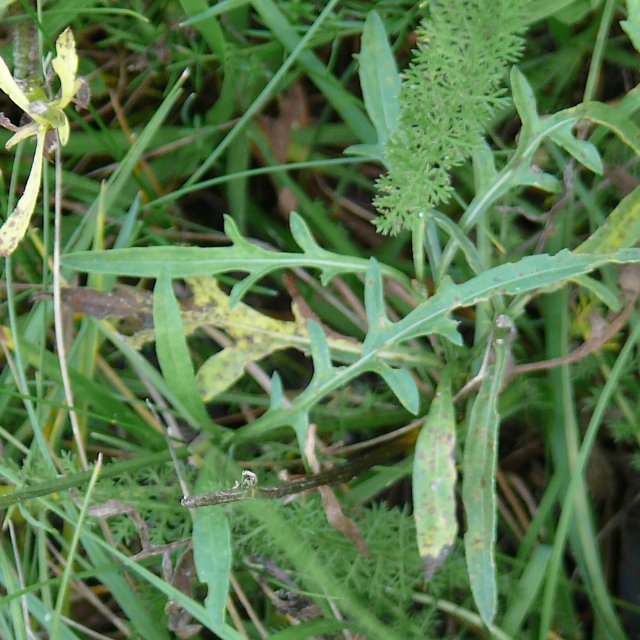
[
  {"x1": 0, "y1": 27, "x2": 82, "y2": 256},
  {"x1": 374, "y1": 0, "x2": 529, "y2": 235}
]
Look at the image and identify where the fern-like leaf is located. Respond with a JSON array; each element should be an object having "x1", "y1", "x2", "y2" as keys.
[{"x1": 374, "y1": 0, "x2": 529, "y2": 234}]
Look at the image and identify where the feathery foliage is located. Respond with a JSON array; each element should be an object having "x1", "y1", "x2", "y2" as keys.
[{"x1": 374, "y1": 0, "x2": 529, "y2": 234}]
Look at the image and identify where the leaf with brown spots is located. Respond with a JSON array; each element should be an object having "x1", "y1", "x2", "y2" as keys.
[{"x1": 412, "y1": 370, "x2": 457, "y2": 582}]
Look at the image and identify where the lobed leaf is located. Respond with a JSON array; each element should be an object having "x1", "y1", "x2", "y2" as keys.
[
  {"x1": 232, "y1": 248, "x2": 640, "y2": 444},
  {"x1": 62, "y1": 212, "x2": 406, "y2": 295}
]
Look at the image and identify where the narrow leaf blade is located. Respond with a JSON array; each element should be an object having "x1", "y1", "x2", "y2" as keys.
[
  {"x1": 358, "y1": 11, "x2": 400, "y2": 149},
  {"x1": 377, "y1": 364, "x2": 419, "y2": 414},
  {"x1": 0, "y1": 128, "x2": 46, "y2": 256},
  {"x1": 577, "y1": 185, "x2": 640, "y2": 254},
  {"x1": 462, "y1": 316, "x2": 513, "y2": 625},
  {"x1": 153, "y1": 271, "x2": 213, "y2": 428},
  {"x1": 462, "y1": 366, "x2": 499, "y2": 625},
  {"x1": 413, "y1": 372, "x2": 457, "y2": 581},
  {"x1": 193, "y1": 508, "x2": 232, "y2": 631}
]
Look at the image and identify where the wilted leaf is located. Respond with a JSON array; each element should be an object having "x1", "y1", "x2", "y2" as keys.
[
  {"x1": 412, "y1": 372, "x2": 457, "y2": 581},
  {"x1": 0, "y1": 128, "x2": 46, "y2": 256}
]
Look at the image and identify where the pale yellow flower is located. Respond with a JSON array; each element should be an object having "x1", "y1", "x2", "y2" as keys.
[{"x1": 0, "y1": 27, "x2": 81, "y2": 256}]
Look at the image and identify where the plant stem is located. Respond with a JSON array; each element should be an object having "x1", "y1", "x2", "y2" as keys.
[{"x1": 583, "y1": 0, "x2": 616, "y2": 103}]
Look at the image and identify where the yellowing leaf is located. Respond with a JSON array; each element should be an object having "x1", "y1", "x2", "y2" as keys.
[
  {"x1": 49, "y1": 109, "x2": 70, "y2": 145},
  {"x1": 0, "y1": 26, "x2": 82, "y2": 255},
  {"x1": 412, "y1": 372, "x2": 457, "y2": 581},
  {"x1": 576, "y1": 185, "x2": 640, "y2": 254},
  {"x1": 6, "y1": 121, "x2": 39, "y2": 149},
  {"x1": 51, "y1": 27, "x2": 80, "y2": 109},
  {"x1": 0, "y1": 128, "x2": 46, "y2": 256},
  {"x1": 0, "y1": 55, "x2": 32, "y2": 114}
]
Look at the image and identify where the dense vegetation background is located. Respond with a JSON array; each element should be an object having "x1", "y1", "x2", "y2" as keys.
[{"x1": 1, "y1": 1, "x2": 640, "y2": 638}]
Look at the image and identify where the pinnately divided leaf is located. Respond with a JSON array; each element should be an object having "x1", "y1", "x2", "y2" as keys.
[
  {"x1": 231, "y1": 247, "x2": 640, "y2": 444},
  {"x1": 61, "y1": 212, "x2": 406, "y2": 300}
]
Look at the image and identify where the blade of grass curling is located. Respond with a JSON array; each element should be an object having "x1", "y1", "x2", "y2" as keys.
[
  {"x1": 153, "y1": 270, "x2": 216, "y2": 432},
  {"x1": 412, "y1": 369, "x2": 457, "y2": 581},
  {"x1": 462, "y1": 315, "x2": 514, "y2": 625}
]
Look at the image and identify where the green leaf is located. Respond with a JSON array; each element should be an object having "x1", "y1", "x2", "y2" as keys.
[
  {"x1": 550, "y1": 122, "x2": 603, "y2": 174},
  {"x1": 472, "y1": 140, "x2": 498, "y2": 194},
  {"x1": 574, "y1": 100, "x2": 640, "y2": 157},
  {"x1": 375, "y1": 363, "x2": 419, "y2": 414},
  {"x1": 153, "y1": 271, "x2": 214, "y2": 429},
  {"x1": 621, "y1": 0, "x2": 640, "y2": 51},
  {"x1": 400, "y1": 248, "x2": 640, "y2": 344},
  {"x1": 231, "y1": 248, "x2": 640, "y2": 446},
  {"x1": 62, "y1": 214, "x2": 406, "y2": 295},
  {"x1": 307, "y1": 320, "x2": 334, "y2": 381},
  {"x1": 193, "y1": 509, "x2": 232, "y2": 630},
  {"x1": 462, "y1": 315, "x2": 513, "y2": 626},
  {"x1": 510, "y1": 66, "x2": 540, "y2": 141},
  {"x1": 356, "y1": 11, "x2": 400, "y2": 151},
  {"x1": 502, "y1": 545, "x2": 552, "y2": 636},
  {"x1": 576, "y1": 185, "x2": 640, "y2": 254},
  {"x1": 190, "y1": 449, "x2": 233, "y2": 630},
  {"x1": 412, "y1": 371, "x2": 457, "y2": 581}
]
